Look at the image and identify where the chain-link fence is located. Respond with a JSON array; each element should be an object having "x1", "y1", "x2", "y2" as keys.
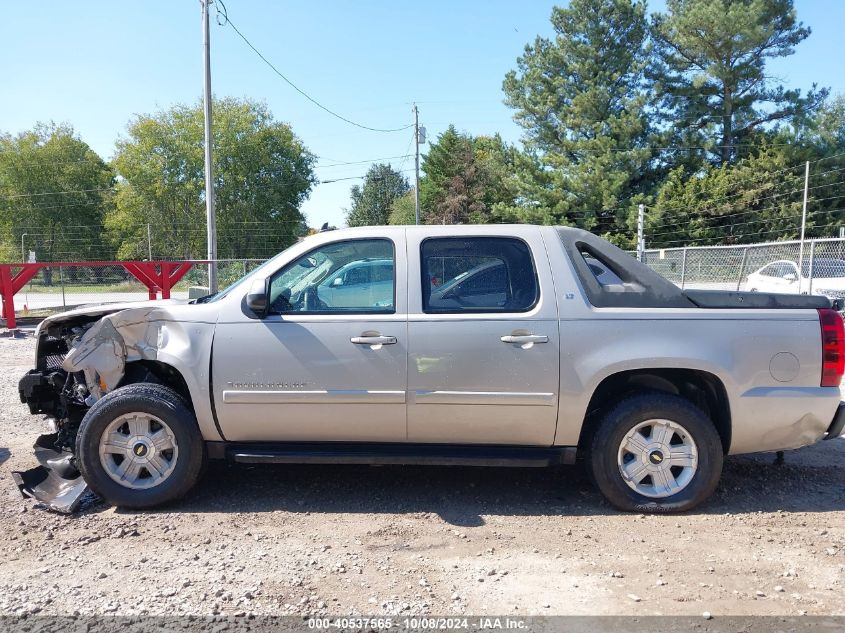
[
  {"x1": 641, "y1": 237, "x2": 845, "y2": 300},
  {"x1": 7, "y1": 259, "x2": 265, "y2": 318},
  {"x1": 5, "y1": 222, "x2": 304, "y2": 264},
  {"x1": 5, "y1": 237, "x2": 845, "y2": 328}
]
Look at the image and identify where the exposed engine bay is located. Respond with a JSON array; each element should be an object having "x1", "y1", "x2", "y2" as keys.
[
  {"x1": 16, "y1": 318, "x2": 102, "y2": 512},
  {"x1": 20, "y1": 321, "x2": 99, "y2": 448},
  {"x1": 15, "y1": 306, "x2": 184, "y2": 512}
]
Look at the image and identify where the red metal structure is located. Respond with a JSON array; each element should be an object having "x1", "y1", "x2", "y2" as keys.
[{"x1": 0, "y1": 260, "x2": 202, "y2": 330}]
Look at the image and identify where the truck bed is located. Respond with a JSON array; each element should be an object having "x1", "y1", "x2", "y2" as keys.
[{"x1": 683, "y1": 290, "x2": 830, "y2": 310}]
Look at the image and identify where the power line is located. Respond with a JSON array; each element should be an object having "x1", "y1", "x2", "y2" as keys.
[
  {"x1": 216, "y1": 2, "x2": 413, "y2": 134},
  {"x1": 397, "y1": 130, "x2": 416, "y2": 175},
  {"x1": 649, "y1": 206, "x2": 845, "y2": 245},
  {"x1": 646, "y1": 185, "x2": 845, "y2": 237},
  {"x1": 648, "y1": 189, "x2": 805, "y2": 230},
  {"x1": 319, "y1": 168, "x2": 415, "y2": 185},
  {"x1": 0, "y1": 187, "x2": 115, "y2": 201},
  {"x1": 634, "y1": 154, "x2": 845, "y2": 225},
  {"x1": 315, "y1": 154, "x2": 412, "y2": 169}
]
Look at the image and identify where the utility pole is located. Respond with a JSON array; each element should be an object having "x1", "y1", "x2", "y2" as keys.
[
  {"x1": 413, "y1": 104, "x2": 420, "y2": 225},
  {"x1": 146, "y1": 224, "x2": 153, "y2": 261},
  {"x1": 201, "y1": 0, "x2": 218, "y2": 293},
  {"x1": 797, "y1": 160, "x2": 809, "y2": 294},
  {"x1": 636, "y1": 204, "x2": 645, "y2": 261}
]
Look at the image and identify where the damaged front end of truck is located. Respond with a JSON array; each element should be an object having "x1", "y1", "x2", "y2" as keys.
[{"x1": 14, "y1": 304, "x2": 181, "y2": 512}]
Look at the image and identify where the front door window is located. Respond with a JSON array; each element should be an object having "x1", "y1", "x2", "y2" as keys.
[{"x1": 267, "y1": 239, "x2": 395, "y2": 314}]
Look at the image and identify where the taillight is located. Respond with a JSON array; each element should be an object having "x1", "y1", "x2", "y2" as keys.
[{"x1": 818, "y1": 308, "x2": 845, "y2": 387}]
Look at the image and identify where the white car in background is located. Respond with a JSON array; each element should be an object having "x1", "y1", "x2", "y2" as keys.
[
  {"x1": 316, "y1": 257, "x2": 394, "y2": 309},
  {"x1": 745, "y1": 258, "x2": 845, "y2": 300}
]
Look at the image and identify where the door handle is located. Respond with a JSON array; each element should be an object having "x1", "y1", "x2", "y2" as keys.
[
  {"x1": 500, "y1": 334, "x2": 549, "y2": 344},
  {"x1": 351, "y1": 335, "x2": 397, "y2": 346}
]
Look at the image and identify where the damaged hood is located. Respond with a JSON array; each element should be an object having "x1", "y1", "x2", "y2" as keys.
[
  {"x1": 55, "y1": 300, "x2": 212, "y2": 401},
  {"x1": 38, "y1": 299, "x2": 187, "y2": 329}
]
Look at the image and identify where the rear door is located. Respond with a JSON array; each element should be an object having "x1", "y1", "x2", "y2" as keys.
[{"x1": 406, "y1": 228, "x2": 560, "y2": 445}]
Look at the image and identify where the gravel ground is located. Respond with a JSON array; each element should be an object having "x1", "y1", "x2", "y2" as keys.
[{"x1": 0, "y1": 332, "x2": 843, "y2": 618}]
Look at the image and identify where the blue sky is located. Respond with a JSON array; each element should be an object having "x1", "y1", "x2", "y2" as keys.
[{"x1": 2, "y1": 1, "x2": 843, "y2": 229}]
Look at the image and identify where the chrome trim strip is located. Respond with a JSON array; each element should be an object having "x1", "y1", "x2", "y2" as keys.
[
  {"x1": 222, "y1": 390, "x2": 406, "y2": 405},
  {"x1": 413, "y1": 390, "x2": 556, "y2": 406}
]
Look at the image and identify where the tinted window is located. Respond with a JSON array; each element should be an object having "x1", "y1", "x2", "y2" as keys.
[
  {"x1": 583, "y1": 254, "x2": 625, "y2": 286},
  {"x1": 805, "y1": 258, "x2": 845, "y2": 278},
  {"x1": 421, "y1": 237, "x2": 538, "y2": 313},
  {"x1": 344, "y1": 265, "x2": 369, "y2": 286},
  {"x1": 268, "y1": 240, "x2": 395, "y2": 314},
  {"x1": 371, "y1": 264, "x2": 394, "y2": 283}
]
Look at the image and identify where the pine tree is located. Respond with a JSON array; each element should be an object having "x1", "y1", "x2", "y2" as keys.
[
  {"x1": 502, "y1": 0, "x2": 653, "y2": 235},
  {"x1": 650, "y1": 0, "x2": 827, "y2": 166}
]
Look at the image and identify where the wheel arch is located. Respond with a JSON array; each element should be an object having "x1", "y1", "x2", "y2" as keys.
[
  {"x1": 578, "y1": 368, "x2": 732, "y2": 454},
  {"x1": 120, "y1": 360, "x2": 193, "y2": 410}
]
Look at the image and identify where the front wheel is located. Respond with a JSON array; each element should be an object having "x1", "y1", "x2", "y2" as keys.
[
  {"x1": 76, "y1": 383, "x2": 205, "y2": 509},
  {"x1": 588, "y1": 392, "x2": 723, "y2": 512}
]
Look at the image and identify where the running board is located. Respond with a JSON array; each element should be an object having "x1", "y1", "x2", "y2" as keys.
[{"x1": 213, "y1": 442, "x2": 577, "y2": 468}]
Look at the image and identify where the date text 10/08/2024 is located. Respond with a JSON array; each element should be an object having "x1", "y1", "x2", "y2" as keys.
[{"x1": 307, "y1": 618, "x2": 527, "y2": 630}]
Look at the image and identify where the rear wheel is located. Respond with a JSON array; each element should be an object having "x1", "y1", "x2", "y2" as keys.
[
  {"x1": 588, "y1": 392, "x2": 723, "y2": 512},
  {"x1": 76, "y1": 383, "x2": 205, "y2": 508}
]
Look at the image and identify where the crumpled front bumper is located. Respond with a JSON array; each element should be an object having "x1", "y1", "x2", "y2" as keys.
[{"x1": 11, "y1": 433, "x2": 89, "y2": 513}]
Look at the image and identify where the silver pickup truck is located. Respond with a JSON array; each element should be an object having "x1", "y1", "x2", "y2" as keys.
[{"x1": 15, "y1": 225, "x2": 845, "y2": 513}]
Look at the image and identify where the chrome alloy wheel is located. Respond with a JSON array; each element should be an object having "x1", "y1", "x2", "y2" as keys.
[
  {"x1": 98, "y1": 412, "x2": 179, "y2": 490},
  {"x1": 617, "y1": 419, "x2": 699, "y2": 498}
]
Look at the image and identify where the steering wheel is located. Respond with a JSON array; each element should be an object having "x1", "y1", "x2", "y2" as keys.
[
  {"x1": 302, "y1": 286, "x2": 327, "y2": 311},
  {"x1": 270, "y1": 288, "x2": 293, "y2": 313}
]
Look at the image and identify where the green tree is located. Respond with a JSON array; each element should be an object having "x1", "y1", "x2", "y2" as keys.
[
  {"x1": 345, "y1": 163, "x2": 410, "y2": 227},
  {"x1": 502, "y1": 0, "x2": 653, "y2": 235},
  {"x1": 109, "y1": 97, "x2": 315, "y2": 260},
  {"x1": 388, "y1": 190, "x2": 416, "y2": 225},
  {"x1": 787, "y1": 95, "x2": 845, "y2": 158},
  {"x1": 0, "y1": 124, "x2": 115, "y2": 267},
  {"x1": 420, "y1": 126, "x2": 517, "y2": 224},
  {"x1": 648, "y1": 145, "x2": 806, "y2": 247},
  {"x1": 647, "y1": 92, "x2": 845, "y2": 248},
  {"x1": 650, "y1": 0, "x2": 827, "y2": 166}
]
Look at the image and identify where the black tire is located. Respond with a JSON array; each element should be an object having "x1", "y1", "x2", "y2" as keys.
[
  {"x1": 75, "y1": 383, "x2": 205, "y2": 509},
  {"x1": 588, "y1": 392, "x2": 723, "y2": 513}
]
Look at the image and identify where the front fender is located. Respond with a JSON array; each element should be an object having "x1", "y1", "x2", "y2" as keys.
[{"x1": 61, "y1": 305, "x2": 222, "y2": 442}]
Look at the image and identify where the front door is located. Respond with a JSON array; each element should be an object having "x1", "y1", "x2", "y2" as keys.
[
  {"x1": 212, "y1": 234, "x2": 408, "y2": 442},
  {"x1": 406, "y1": 230, "x2": 560, "y2": 445}
]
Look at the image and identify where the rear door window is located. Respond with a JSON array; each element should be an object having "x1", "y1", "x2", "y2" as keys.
[{"x1": 421, "y1": 237, "x2": 539, "y2": 313}]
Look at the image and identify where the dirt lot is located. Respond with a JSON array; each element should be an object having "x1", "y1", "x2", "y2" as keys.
[{"x1": 0, "y1": 333, "x2": 843, "y2": 618}]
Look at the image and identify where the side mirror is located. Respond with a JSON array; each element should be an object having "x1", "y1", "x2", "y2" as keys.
[
  {"x1": 246, "y1": 278, "x2": 269, "y2": 317},
  {"x1": 332, "y1": 277, "x2": 344, "y2": 287},
  {"x1": 784, "y1": 273, "x2": 797, "y2": 282}
]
